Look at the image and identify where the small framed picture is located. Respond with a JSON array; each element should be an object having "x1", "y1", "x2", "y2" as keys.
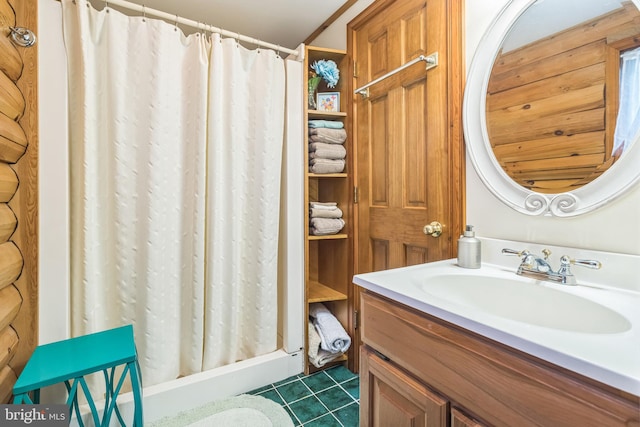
[{"x1": 317, "y1": 92, "x2": 340, "y2": 112}]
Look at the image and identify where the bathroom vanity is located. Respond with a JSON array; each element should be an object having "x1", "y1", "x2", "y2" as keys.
[{"x1": 354, "y1": 253, "x2": 640, "y2": 427}]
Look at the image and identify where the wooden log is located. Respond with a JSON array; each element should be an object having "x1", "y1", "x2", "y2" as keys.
[
  {"x1": 0, "y1": 326, "x2": 18, "y2": 367},
  {"x1": 0, "y1": 163, "x2": 17, "y2": 202},
  {"x1": 0, "y1": 285, "x2": 21, "y2": 334},
  {"x1": 489, "y1": 108, "x2": 605, "y2": 146},
  {"x1": 504, "y1": 153, "x2": 604, "y2": 174},
  {"x1": 0, "y1": 204, "x2": 16, "y2": 242},
  {"x1": 0, "y1": 364, "x2": 17, "y2": 404},
  {"x1": 8, "y1": 0, "x2": 38, "y2": 376},
  {"x1": 489, "y1": 41, "x2": 606, "y2": 95},
  {"x1": 487, "y1": 84, "x2": 604, "y2": 132},
  {"x1": 0, "y1": 110, "x2": 25, "y2": 147},
  {"x1": 0, "y1": 0, "x2": 16, "y2": 33},
  {"x1": 487, "y1": 63, "x2": 605, "y2": 112},
  {"x1": 0, "y1": 70, "x2": 24, "y2": 120},
  {"x1": 0, "y1": 35, "x2": 22, "y2": 82},
  {"x1": 492, "y1": 4, "x2": 640, "y2": 73},
  {"x1": 0, "y1": 134, "x2": 25, "y2": 164},
  {"x1": 0, "y1": 242, "x2": 22, "y2": 290},
  {"x1": 492, "y1": 132, "x2": 605, "y2": 163},
  {"x1": 0, "y1": 112, "x2": 27, "y2": 164}
]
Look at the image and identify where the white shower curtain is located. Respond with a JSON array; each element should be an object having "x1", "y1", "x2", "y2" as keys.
[
  {"x1": 204, "y1": 34, "x2": 285, "y2": 368},
  {"x1": 62, "y1": 0, "x2": 288, "y2": 387}
]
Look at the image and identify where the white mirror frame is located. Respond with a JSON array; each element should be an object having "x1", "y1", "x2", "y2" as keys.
[{"x1": 464, "y1": 0, "x2": 640, "y2": 217}]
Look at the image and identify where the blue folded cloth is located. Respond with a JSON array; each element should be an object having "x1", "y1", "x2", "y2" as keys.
[
  {"x1": 308, "y1": 120, "x2": 344, "y2": 129},
  {"x1": 308, "y1": 303, "x2": 351, "y2": 353}
]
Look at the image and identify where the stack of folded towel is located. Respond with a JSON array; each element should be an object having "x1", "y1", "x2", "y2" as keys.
[
  {"x1": 309, "y1": 120, "x2": 347, "y2": 174},
  {"x1": 308, "y1": 303, "x2": 352, "y2": 368},
  {"x1": 309, "y1": 201, "x2": 345, "y2": 236}
]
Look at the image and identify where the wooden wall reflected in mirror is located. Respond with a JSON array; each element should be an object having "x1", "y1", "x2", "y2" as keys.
[{"x1": 486, "y1": 1, "x2": 640, "y2": 194}]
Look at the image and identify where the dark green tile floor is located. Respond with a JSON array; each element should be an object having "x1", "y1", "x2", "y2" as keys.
[{"x1": 249, "y1": 365, "x2": 359, "y2": 427}]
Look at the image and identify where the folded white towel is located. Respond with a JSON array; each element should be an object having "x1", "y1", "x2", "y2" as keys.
[
  {"x1": 310, "y1": 207, "x2": 343, "y2": 219},
  {"x1": 309, "y1": 158, "x2": 345, "y2": 174},
  {"x1": 307, "y1": 321, "x2": 344, "y2": 368},
  {"x1": 308, "y1": 128, "x2": 347, "y2": 144},
  {"x1": 309, "y1": 218, "x2": 345, "y2": 235},
  {"x1": 309, "y1": 142, "x2": 347, "y2": 160},
  {"x1": 309, "y1": 303, "x2": 351, "y2": 354},
  {"x1": 310, "y1": 202, "x2": 337, "y2": 209}
]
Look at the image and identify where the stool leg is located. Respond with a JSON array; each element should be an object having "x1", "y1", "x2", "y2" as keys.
[
  {"x1": 65, "y1": 379, "x2": 85, "y2": 427},
  {"x1": 12, "y1": 392, "x2": 33, "y2": 404},
  {"x1": 103, "y1": 365, "x2": 128, "y2": 427},
  {"x1": 128, "y1": 360, "x2": 144, "y2": 427}
]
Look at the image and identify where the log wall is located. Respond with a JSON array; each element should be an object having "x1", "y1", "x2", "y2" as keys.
[
  {"x1": 487, "y1": 2, "x2": 640, "y2": 193},
  {"x1": 0, "y1": 0, "x2": 38, "y2": 403}
]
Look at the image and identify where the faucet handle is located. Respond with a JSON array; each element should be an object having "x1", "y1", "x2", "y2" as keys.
[
  {"x1": 560, "y1": 255, "x2": 602, "y2": 270},
  {"x1": 542, "y1": 248, "x2": 551, "y2": 260},
  {"x1": 501, "y1": 248, "x2": 528, "y2": 258}
]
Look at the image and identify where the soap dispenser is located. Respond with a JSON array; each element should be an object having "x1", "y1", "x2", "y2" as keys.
[{"x1": 457, "y1": 225, "x2": 481, "y2": 269}]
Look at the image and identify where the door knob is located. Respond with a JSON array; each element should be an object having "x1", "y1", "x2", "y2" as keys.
[{"x1": 423, "y1": 221, "x2": 443, "y2": 237}]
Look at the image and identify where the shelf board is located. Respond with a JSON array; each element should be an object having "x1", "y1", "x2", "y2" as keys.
[
  {"x1": 308, "y1": 281, "x2": 348, "y2": 303},
  {"x1": 308, "y1": 233, "x2": 348, "y2": 241},
  {"x1": 308, "y1": 173, "x2": 348, "y2": 179},
  {"x1": 308, "y1": 110, "x2": 347, "y2": 119}
]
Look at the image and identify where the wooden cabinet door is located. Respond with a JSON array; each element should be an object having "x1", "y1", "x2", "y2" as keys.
[{"x1": 360, "y1": 346, "x2": 447, "y2": 427}]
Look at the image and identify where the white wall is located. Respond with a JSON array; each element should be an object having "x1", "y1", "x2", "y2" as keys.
[
  {"x1": 38, "y1": 0, "x2": 70, "y2": 345},
  {"x1": 311, "y1": 0, "x2": 640, "y2": 256}
]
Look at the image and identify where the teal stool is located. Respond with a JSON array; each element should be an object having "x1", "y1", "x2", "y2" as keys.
[{"x1": 13, "y1": 325, "x2": 143, "y2": 427}]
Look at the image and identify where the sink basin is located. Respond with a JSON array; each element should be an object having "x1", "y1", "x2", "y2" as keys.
[{"x1": 418, "y1": 274, "x2": 632, "y2": 334}]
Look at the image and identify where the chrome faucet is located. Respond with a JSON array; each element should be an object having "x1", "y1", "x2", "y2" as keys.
[{"x1": 502, "y1": 248, "x2": 601, "y2": 285}]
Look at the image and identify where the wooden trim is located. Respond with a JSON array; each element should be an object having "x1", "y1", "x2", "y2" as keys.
[
  {"x1": 448, "y1": 0, "x2": 465, "y2": 257},
  {"x1": 303, "y1": 0, "x2": 359, "y2": 45}
]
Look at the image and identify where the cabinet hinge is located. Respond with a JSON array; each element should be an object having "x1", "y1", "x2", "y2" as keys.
[
  {"x1": 354, "y1": 186, "x2": 359, "y2": 204},
  {"x1": 354, "y1": 310, "x2": 359, "y2": 329},
  {"x1": 353, "y1": 61, "x2": 358, "y2": 78}
]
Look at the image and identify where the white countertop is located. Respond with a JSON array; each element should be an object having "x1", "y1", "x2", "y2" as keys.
[{"x1": 353, "y1": 257, "x2": 640, "y2": 396}]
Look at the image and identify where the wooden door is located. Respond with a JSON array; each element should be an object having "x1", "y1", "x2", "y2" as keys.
[
  {"x1": 349, "y1": 0, "x2": 464, "y2": 274},
  {"x1": 360, "y1": 346, "x2": 448, "y2": 427}
]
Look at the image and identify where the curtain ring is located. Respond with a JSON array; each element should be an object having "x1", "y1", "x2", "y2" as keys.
[
  {"x1": 276, "y1": 45, "x2": 281, "y2": 58},
  {"x1": 104, "y1": 0, "x2": 109, "y2": 11},
  {"x1": 174, "y1": 14, "x2": 179, "y2": 31},
  {"x1": 142, "y1": 5, "x2": 146, "y2": 22},
  {"x1": 236, "y1": 32, "x2": 240, "y2": 47}
]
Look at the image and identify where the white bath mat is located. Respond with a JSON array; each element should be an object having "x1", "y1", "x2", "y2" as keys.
[{"x1": 149, "y1": 394, "x2": 294, "y2": 427}]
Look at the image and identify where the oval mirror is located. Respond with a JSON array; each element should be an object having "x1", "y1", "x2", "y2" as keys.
[{"x1": 464, "y1": 0, "x2": 640, "y2": 217}]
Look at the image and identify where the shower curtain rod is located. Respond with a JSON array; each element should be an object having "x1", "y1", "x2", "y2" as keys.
[{"x1": 61, "y1": 0, "x2": 300, "y2": 57}]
